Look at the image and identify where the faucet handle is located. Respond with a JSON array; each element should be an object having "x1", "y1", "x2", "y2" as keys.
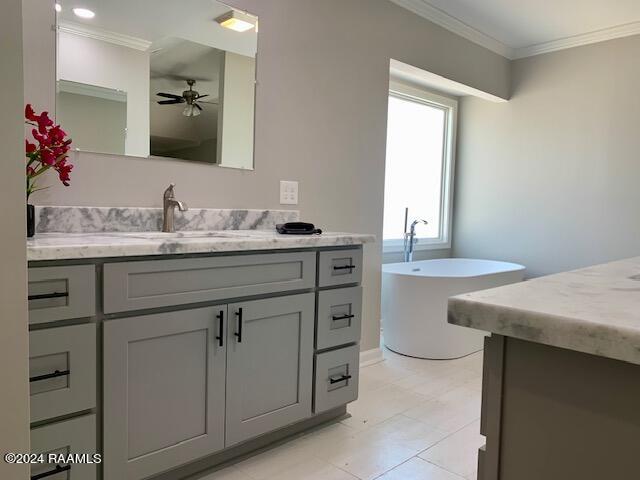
[{"x1": 164, "y1": 183, "x2": 176, "y2": 199}]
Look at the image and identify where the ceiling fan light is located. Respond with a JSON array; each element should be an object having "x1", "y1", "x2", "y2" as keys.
[
  {"x1": 215, "y1": 10, "x2": 256, "y2": 32},
  {"x1": 183, "y1": 104, "x2": 200, "y2": 117}
]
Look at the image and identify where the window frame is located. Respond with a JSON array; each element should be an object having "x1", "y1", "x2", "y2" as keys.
[{"x1": 383, "y1": 80, "x2": 458, "y2": 253}]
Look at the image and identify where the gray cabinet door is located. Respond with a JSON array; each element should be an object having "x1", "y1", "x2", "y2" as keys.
[
  {"x1": 225, "y1": 293, "x2": 314, "y2": 446},
  {"x1": 103, "y1": 306, "x2": 228, "y2": 480}
]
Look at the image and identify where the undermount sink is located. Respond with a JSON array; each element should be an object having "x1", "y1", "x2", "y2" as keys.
[{"x1": 117, "y1": 231, "x2": 242, "y2": 239}]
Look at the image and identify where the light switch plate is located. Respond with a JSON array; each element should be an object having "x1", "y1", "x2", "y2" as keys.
[{"x1": 280, "y1": 180, "x2": 299, "y2": 205}]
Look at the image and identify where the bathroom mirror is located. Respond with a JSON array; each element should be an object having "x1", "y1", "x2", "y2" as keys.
[{"x1": 55, "y1": 0, "x2": 258, "y2": 169}]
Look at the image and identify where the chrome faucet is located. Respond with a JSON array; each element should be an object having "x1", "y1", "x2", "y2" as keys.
[
  {"x1": 403, "y1": 208, "x2": 428, "y2": 262},
  {"x1": 162, "y1": 183, "x2": 188, "y2": 233}
]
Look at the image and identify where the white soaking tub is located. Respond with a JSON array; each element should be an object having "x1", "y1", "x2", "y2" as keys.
[{"x1": 382, "y1": 258, "x2": 525, "y2": 359}]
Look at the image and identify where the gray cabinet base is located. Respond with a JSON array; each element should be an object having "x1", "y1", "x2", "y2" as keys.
[
  {"x1": 152, "y1": 406, "x2": 347, "y2": 480},
  {"x1": 482, "y1": 335, "x2": 640, "y2": 480}
]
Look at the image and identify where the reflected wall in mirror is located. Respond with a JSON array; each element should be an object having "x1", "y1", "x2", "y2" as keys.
[{"x1": 55, "y1": 0, "x2": 257, "y2": 169}]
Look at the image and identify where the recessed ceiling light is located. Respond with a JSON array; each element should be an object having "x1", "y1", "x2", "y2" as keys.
[
  {"x1": 215, "y1": 10, "x2": 256, "y2": 32},
  {"x1": 54, "y1": 3, "x2": 62, "y2": 12},
  {"x1": 73, "y1": 7, "x2": 95, "y2": 19}
]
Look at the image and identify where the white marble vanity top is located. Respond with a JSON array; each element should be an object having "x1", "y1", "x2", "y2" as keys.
[
  {"x1": 27, "y1": 230, "x2": 375, "y2": 261},
  {"x1": 448, "y1": 256, "x2": 640, "y2": 365}
]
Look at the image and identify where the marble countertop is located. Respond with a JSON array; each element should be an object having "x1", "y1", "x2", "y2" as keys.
[
  {"x1": 448, "y1": 256, "x2": 640, "y2": 366},
  {"x1": 27, "y1": 230, "x2": 376, "y2": 261}
]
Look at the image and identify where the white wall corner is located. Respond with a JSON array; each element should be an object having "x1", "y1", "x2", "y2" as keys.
[{"x1": 360, "y1": 346, "x2": 384, "y2": 367}]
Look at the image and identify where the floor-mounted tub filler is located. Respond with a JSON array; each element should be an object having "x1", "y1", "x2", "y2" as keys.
[{"x1": 382, "y1": 258, "x2": 525, "y2": 359}]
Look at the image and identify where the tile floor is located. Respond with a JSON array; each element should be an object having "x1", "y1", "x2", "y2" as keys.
[{"x1": 193, "y1": 346, "x2": 484, "y2": 480}]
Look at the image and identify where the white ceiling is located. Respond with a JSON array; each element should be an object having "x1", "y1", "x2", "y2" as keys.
[{"x1": 391, "y1": 0, "x2": 640, "y2": 59}]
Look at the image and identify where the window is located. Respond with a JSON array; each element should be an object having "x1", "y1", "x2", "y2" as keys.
[{"x1": 383, "y1": 81, "x2": 457, "y2": 251}]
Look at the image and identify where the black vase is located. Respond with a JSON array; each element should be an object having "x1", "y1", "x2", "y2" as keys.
[{"x1": 27, "y1": 204, "x2": 35, "y2": 238}]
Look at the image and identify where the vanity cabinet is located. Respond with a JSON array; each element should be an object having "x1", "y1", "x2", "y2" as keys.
[
  {"x1": 27, "y1": 245, "x2": 365, "y2": 480},
  {"x1": 103, "y1": 306, "x2": 227, "y2": 480}
]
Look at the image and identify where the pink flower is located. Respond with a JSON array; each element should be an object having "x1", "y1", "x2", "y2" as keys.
[
  {"x1": 25, "y1": 104, "x2": 38, "y2": 122},
  {"x1": 49, "y1": 125, "x2": 66, "y2": 142},
  {"x1": 40, "y1": 149, "x2": 56, "y2": 165},
  {"x1": 24, "y1": 103, "x2": 74, "y2": 198},
  {"x1": 25, "y1": 139, "x2": 37, "y2": 154}
]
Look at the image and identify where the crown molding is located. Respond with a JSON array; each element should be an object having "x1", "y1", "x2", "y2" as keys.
[
  {"x1": 389, "y1": 0, "x2": 514, "y2": 59},
  {"x1": 513, "y1": 21, "x2": 640, "y2": 59},
  {"x1": 389, "y1": 0, "x2": 640, "y2": 61},
  {"x1": 57, "y1": 79, "x2": 127, "y2": 102},
  {"x1": 57, "y1": 20, "x2": 152, "y2": 51}
]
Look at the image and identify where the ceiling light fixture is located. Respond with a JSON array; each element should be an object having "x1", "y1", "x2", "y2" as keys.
[
  {"x1": 183, "y1": 104, "x2": 201, "y2": 117},
  {"x1": 54, "y1": 3, "x2": 62, "y2": 12},
  {"x1": 73, "y1": 7, "x2": 95, "y2": 19},
  {"x1": 215, "y1": 10, "x2": 256, "y2": 32}
]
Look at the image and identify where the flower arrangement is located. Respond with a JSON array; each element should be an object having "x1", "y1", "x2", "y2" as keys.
[{"x1": 24, "y1": 104, "x2": 73, "y2": 200}]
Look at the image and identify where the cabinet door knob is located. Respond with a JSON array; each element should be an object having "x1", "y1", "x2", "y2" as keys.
[
  {"x1": 215, "y1": 310, "x2": 224, "y2": 347},
  {"x1": 235, "y1": 308, "x2": 243, "y2": 343}
]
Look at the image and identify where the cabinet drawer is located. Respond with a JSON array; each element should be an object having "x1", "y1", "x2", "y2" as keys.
[
  {"x1": 29, "y1": 324, "x2": 96, "y2": 423},
  {"x1": 103, "y1": 252, "x2": 316, "y2": 314},
  {"x1": 28, "y1": 265, "x2": 95, "y2": 324},
  {"x1": 314, "y1": 345, "x2": 359, "y2": 413},
  {"x1": 318, "y1": 249, "x2": 362, "y2": 287},
  {"x1": 316, "y1": 287, "x2": 362, "y2": 350},
  {"x1": 30, "y1": 414, "x2": 97, "y2": 480}
]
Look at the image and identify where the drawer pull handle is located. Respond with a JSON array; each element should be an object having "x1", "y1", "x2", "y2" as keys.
[
  {"x1": 31, "y1": 464, "x2": 71, "y2": 480},
  {"x1": 333, "y1": 265, "x2": 355, "y2": 271},
  {"x1": 332, "y1": 314, "x2": 354, "y2": 321},
  {"x1": 329, "y1": 374, "x2": 352, "y2": 384},
  {"x1": 28, "y1": 292, "x2": 69, "y2": 301},
  {"x1": 216, "y1": 310, "x2": 224, "y2": 347},
  {"x1": 29, "y1": 369, "x2": 70, "y2": 383},
  {"x1": 235, "y1": 308, "x2": 243, "y2": 343}
]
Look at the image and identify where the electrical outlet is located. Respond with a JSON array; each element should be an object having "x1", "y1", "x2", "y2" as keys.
[{"x1": 279, "y1": 180, "x2": 299, "y2": 205}]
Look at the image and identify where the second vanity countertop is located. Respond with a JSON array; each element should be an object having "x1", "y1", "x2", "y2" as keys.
[
  {"x1": 448, "y1": 256, "x2": 640, "y2": 366},
  {"x1": 27, "y1": 230, "x2": 376, "y2": 261}
]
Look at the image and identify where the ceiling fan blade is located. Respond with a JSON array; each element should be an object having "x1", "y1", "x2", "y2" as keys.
[
  {"x1": 198, "y1": 101, "x2": 218, "y2": 105},
  {"x1": 156, "y1": 92, "x2": 183, "y2": 100},
  {"x1": 195, "y1": 103, "x2": 203, "y2": 111},
  {"x1": 158, "y1": 99, "x2": 183, "y2": 105},
  {"x1": 196, "y1": 94, "x2": 209, "y2": 99}
]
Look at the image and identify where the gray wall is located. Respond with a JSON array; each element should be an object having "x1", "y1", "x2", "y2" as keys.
[
  {"x1": 26, "y1": 0, "x2": 510, "y2": 351},
  {"x1": 0, "y1": 0, "x2": 30, "y2": 475},
  {"x1": 454, "y1": 35, "x2": 640, "y2": 277}
]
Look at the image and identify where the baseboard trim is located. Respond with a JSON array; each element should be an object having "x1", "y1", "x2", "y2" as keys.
[{"x1": 360, "y1": 347, "x2": 384, "y2": 367}]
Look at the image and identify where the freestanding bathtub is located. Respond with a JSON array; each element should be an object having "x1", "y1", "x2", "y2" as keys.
[{"x1": 382, "y1": 258, "x2": 525, "y2": 359}]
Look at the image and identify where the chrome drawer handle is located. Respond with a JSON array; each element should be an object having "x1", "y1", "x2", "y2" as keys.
[
  {"x1": 333, "y1": 265, "x2": 355, "y2": 271},
  {"x1": 331, "y1": 314, "x2": 354, "y2": 321},
  {"x1": 329, "y1": 374, "x2": 352, "y2": 384},
  {"x1": 29, "y1": 369, "x2": 70, "y2": 383},
  {"x1": 28, "y1": 292, "x2": 69, "y2": 301},
  {"x1": 31, "y1": 464, "x2": 71, "y2": 480}
]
